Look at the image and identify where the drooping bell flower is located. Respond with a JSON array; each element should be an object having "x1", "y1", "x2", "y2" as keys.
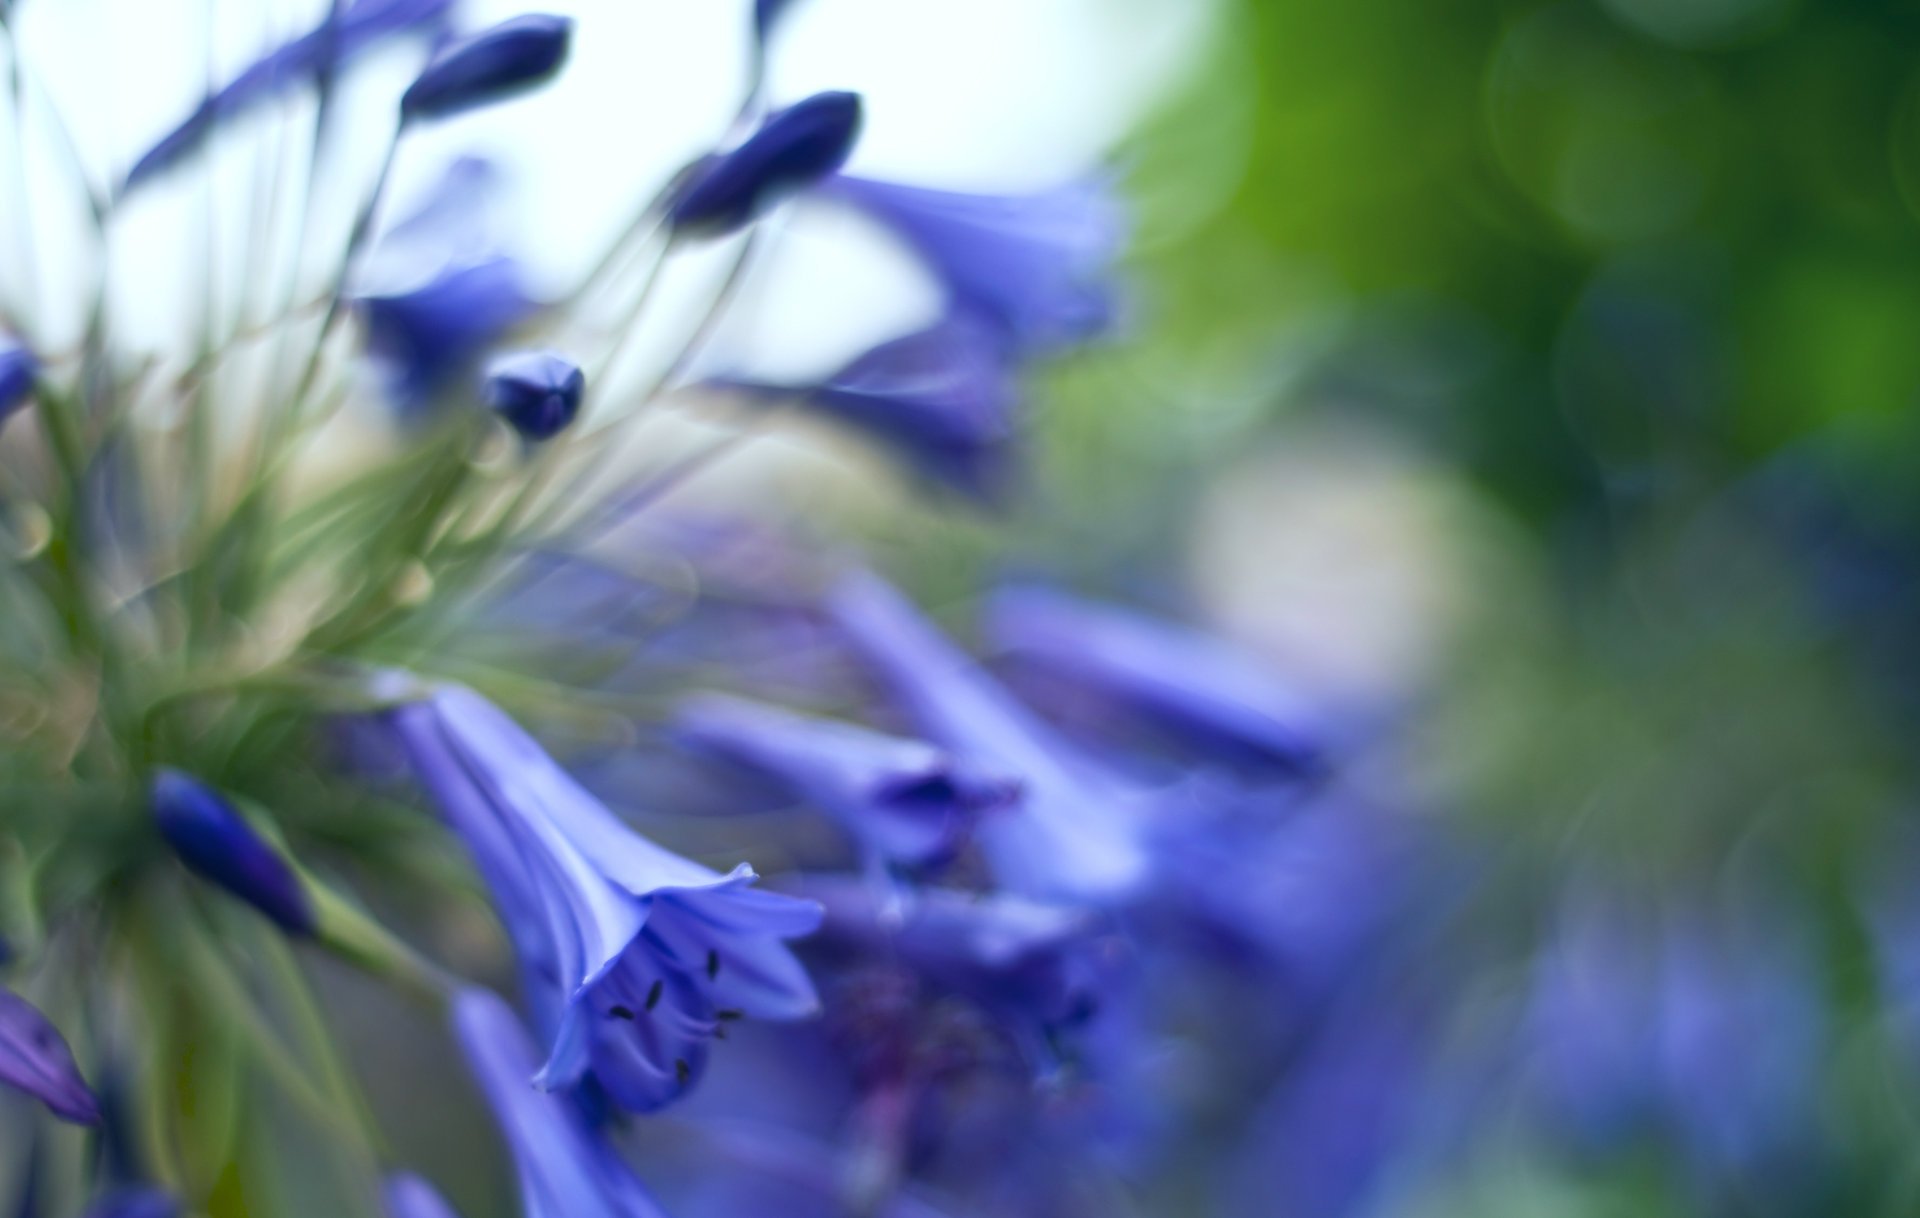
[
  {"x1": 122, "y1": 0, "x2": 456, "y2": 194},
  {"x1": 384, "y1": 1173, "x2": 461, "y2": 1218},
  {"x1": 822, "y1": 174, "x2": 1123, "y2": 354},
  {"x1": 825, "y1": 572, "x2": 1150, "y2": 904},
  {"x1": 80, "y1": 1189, "x2": 180, "y2": 1218},
  {"x1": 0, "y1": 336, "x2": 37, "y2": 424},
  {"x1": 357, "y1": 257, "x2": 539, "y2": 414},
  {"x1": 400, "y1": 14, "x2": 575, "y2": 123},
  {"x1": 673, "y1": 692, "x2": 1020, "y2": 873},
  {"x1": 485, "y1": 351, "x2": 585, "y2": 441},
  {"x1": 983, "y1": 586, "x2": 1324, "y2": 778},
  {"x1": 711, "y1": 314, "x2": 1022, "y2": 502},
  {"x1": 150, "y1": 770, "x2": 316, "y2": 937},
  {"x1": 451, "y1": 988, "x2": 672, "y2": 1218},
  {"x1": 386, "y1": 683, "x2": 821, "y2": 1113},
  {"x1": 0, "y1": 989, "x2": 100, "y2": 1124},
  {"x1": 669, "y1": 91, "x2": 864, "y2": 238}
]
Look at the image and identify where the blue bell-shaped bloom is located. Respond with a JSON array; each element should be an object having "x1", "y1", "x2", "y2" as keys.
[
  {"x1": 669, "y1": 91, "x2": 863, "y2": 238},
  {"x1": 823, "y1": 173, "x2": 1123, "y2": 354},
  {"x1": 0, "y1": 336, "x2": 37, "y2": 424},
  {"x1": 452, "y1": 989, "x2": 672, "y2": 1218},
  {"x1": 122, "y1": 0, "x2": 455, "y2": 194},
  {"x1": 485, "y1": 351, "x2": 585, "y2": 441},
  {"x1": 401, "y1": 14, "x2": 575, "y2": 122},
  {"x1": 357, "y1": 257, "x2": 539, "y2": 414},
  {"x1": 0, "y1": 989, "x2": 101, "y2": 1124},
  {"x1": 384, "y1": 1173, "x2": 461, "y2": 1218},
  {"x1": 825, "y1": 572, "x2": 1150, "y2": 904},
  {"x1": 151, "y1": 770, "x2": 315, "y2": 936},
  {"x1": 386, "y1": 683, "x2": 821, "y2": 1113},
  {"x1": 673, "y1": 692, "x2": 1019, "y2": 872}
]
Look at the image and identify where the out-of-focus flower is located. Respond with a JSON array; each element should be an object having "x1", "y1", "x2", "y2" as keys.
[
  {"x1": 0, "y1": 989, "x2": 100, "y2": 1124},
  {"x1": 151, "y1": 770, "x2": 315, "y2": 936},
  {"x1": 0, "y1": 336, "x2": 37, "y2": 424},
  {"x1": 984, "y1": 587, "x2": 1323, "y2": 778},
  {"x1": 358, "y1": 258, "x2": 539, "y2": 412},
  {"x1": 669, "y1": 91, "x2": 864, "y2": 238},
  {"x1": 673, "y1": 692, "x2": 1019, "y2": 873},
  {"x1": 384, "y1": 1173, "x2": 461, "y2": 1218},
  {"x1": 484, "y1": 350, "x2": 586, "y2": 441},
  {"x1": 387, "y1": 684, "x2": 821, "y2": 1112},
  {"x1": 122, "y1": 0, "x2": 455, "y2": 194},
  {"x1": 452, "y1": 988, "x2": 671, "y2": 1218},
  {"x1": 400, "y1": 14, "x2": 575, "y2": 123},
  {"x1": 823, "y1": 175, "x2": 1123, "y2": 354},
  {"x1": 754, "y1": 0, "x2": 806, "y2": 47},
  {"x1": 79, "y1": 1188, "x2": 180, "y2": 1218},
  {"x1": 713, "y1": 315, "x2": 1021, "y2": 502},
  {"x1": 826, "y1": 573, "x2": 1150, "y2": 904}
]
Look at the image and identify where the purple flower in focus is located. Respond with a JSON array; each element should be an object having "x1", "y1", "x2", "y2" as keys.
[
  {"x1": 822, "y1": 174, "x2": 1123, "y2": 354},
  {"x1": 80, "y1": 1189, "x2": 179, "y2": 1218},
  {"x1": 358, "y1": 258, "x2": 538, "y2": 412},
  {"x1": 122, "y1": 0, "x2": 455, "y2": 194},
  {"x1": 0, "y1": 336, "x2": 37, "y2": 424},
  {"x1": 673, "y1": 692, "x2": 1020, "y2": 874},
  {"x1": 387, "y1": 684, "x2": 821, "y2": 1113},
  {"x1": 151, "y1": 769, "x2": 315, "y2": 936},
  {"x1": 0, "y1": 989, "x2": 100, "y2": 1124},
  {"x1": 486, "y1": 351, "x2": 585, "y2": 441},
  {"x1": 452, "y1": 988, "x2": 672, "y2": 1218},
  {"x1": 984, "y1": 586, "x2": 1324, "y2": 778},
  {"x1": 669, "y1": 91, "x2": 864, "y2": 238},
  {"x1": 401, "y1": 14, "x2": 575, "y2": 123},
  {"x1": 713, "y1": 315, "x2": 1022, "y2": 502},
  {"x1": 384, "y1": 1173, "x2": 461, "y2": 1218},
  {"x1": 826, "y1": 573, "x2": 1150, "y2": 904}
]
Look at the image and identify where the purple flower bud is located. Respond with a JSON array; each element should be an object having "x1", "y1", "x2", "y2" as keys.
[
  {"x1": 484, "y1": 351, "x2": 585, "y2": 441},
  {"x1": 0, "y1": 336, "x2": 37, "y2": 424},
  {"x1": 400, "y1": 14, "x2": 574, "y2": 122},
  {"x1": 150, "y1": 770, "x2": 315, "y2": 936},
  {"x1": 357, "y1": 258, "x2": 539, "y2": 413},
  {"x1": 81, "y1": 1188, "x2": 180, "y2": 1218},
  {"x1": 0, "y1": 989, "x2": 100, "y2": 1125},
  {"x1": 668, "y1": 91, "x2": 864, "y2": 238},
  {"x1": 384, "y1": 1173, "x2": 461, "y2": 1218}
]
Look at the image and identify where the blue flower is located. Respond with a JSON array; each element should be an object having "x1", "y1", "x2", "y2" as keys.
[
  {"x1": 80, "y1": 1188, "x2": 180, "y2": 1218},
  {"x1": 485, "y1": 351, "x2": 586, "y2": 441},
  {"x1": 451, "y1": 988, "x2": 672, "y2": 1218},
  {"x1": 754, "y1": 0, "x2": 805, "y2": 46},
  {"x1": 983, "y1": 586, "x2": 1324, "y2": 778},
  {"x1": 151, "y1": 770, "x2": 315, "y2": 936},
  {"x1": 0, "y1": 336, "x2": 37, "y2": 424},
  {"x1": 712, "y1": 314, "x2": 1022, "y2": 502},
  {"x1": 357, "y1": 258, "x2": 539, "y2": 413},
  {"x1": 822, "y1": 174, "x2": 1123, "y2": 353},
  {"x1": 825, "y1": 573, "x2": 1150, "y2": 904},
  {"x1": 401, "y1": 14, "x2": 575, "y2": 123},
  {"x1": 384, "y1": 1173, "x2": 461, "y2": 1218},
  {"x1": 673, "y1": 692, "x2": 1020, "y2": 873},
  {"x1": 0, "y1": 989, "x2": 100, "y2": 1124},
  {"x1": 121, "y1": 0, "x2": 455, "y2": 194},
  {"x1": 669, "y1": 91, "x2": 864, "y2": 238},
  {"x1": 386, "y1": 684, "x2": 821, "y2": 1113}
]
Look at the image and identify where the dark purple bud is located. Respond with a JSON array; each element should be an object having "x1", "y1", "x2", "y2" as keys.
[
  {"x1": 484, "y1": 351, "x2": 585, "y2": 441},
  {"x1": 0, "y1": 989, "x2": 101, "y2": 1124},
  {"x1": 383, "y1": 1173, "x2": 461, "y2": 1218},
  {"x1": 668, "y1": 91, "x2": 863, "y2": 238},
  {"x1": 81, "y1": 1188, "x2": 180, "y2": 1218},
  {"x1": 400, "y1": 14, "x2": 574, "y2": 122},
  {"x1": 0, "y1": 336, "x2": 38, "y2": 423},
  {"x1": 150, "y1": 770, "x2": 315, "y2": 936}
]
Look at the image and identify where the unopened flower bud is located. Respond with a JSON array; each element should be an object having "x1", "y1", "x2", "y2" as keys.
[
  {"x1": 483, "y1": 350, "x2": 585, "y2": 441},
  {"x1": 401, "y1": 14, "x2": 574, "y2": 123},
  {"x1": 151, "y1": 770, "x2": 315, "y2": 936}
]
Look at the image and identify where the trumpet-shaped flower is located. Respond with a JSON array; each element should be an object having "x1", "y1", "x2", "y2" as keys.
[
  {"x1": 673, "y1": 692, "x2": 1019, "y2": 872},
  {"x1": 452, "y1": 988, "x2": 671, "y2": 1218},
  {"x1": 0, "y1": 989, "x2": 100, "y2": 1124},
  {"x1": 825, "y1": 573, "x2": 1150, "y2": 903},
  {"x1": 358, "y1": 257, "x2": 539, "y2": 413},
  {"x1": 387, "y1": 684, "x2": 820, "y2": 1112}
]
